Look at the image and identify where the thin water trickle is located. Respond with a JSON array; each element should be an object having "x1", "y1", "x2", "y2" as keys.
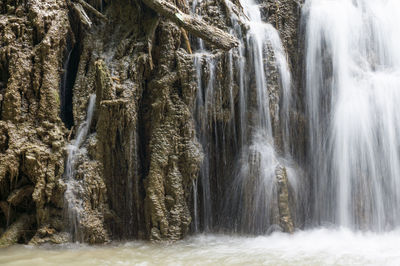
[
  {"x1": 304, "y1": 0, "x2": 400, "y2": 230},
  {"x1": 99, "y1": 0, "x2": 103, "y2": 12},
  {"x1": 64, "y1": 94, "x2": 96, "y2": 242}
]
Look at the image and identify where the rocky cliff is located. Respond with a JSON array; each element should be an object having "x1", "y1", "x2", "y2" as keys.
[{"x1": 0, "y1": 0, "x2": 305, "y2": 245}]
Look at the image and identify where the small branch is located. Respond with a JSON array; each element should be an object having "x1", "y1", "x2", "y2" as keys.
[
  {"x1": 275, "y1": 1, "x2": 280, "y2": 30},
  {"x1": 181, "y1": 28, "x2": 192, "y2": 54},
  {"x1": 68, "y1": 126, "x2": 74, "y2": 141},
  {"x1": 146, "y1": 18, "x2": 160, "y2": 71},
  {"x1": 75, "y1": 0, "x2": 108, "y2": 22},
  {"x1": 71, "y1": 2, "x2": 93, "y2": 28},
  {"x1": 142, "y1": 0, "x2": 239, "y2": 50}
]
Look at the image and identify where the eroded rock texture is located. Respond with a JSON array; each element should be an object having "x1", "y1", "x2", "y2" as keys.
[
  {"x1": 262, "y1": 0, "x2": 306, "y2": 162},
  {"x1": 0, "y1": 0, "x2": 70, "y2": 246},
  {"x1": 72, "y1": 0, "x2": 203, "y2": 241},
  {"x1": 0, "y1": 0, "x2": 305, "y2": 244},
  {"x1": 188, "y1": 0, "x2": 304, "y2": 234}
]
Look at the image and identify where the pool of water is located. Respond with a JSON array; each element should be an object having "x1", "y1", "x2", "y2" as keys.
[{"x1": 1, "y1": 228, "x2": 399, "y2": 265}]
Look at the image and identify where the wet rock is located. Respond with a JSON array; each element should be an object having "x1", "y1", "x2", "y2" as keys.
[
  {"x1": 0, "y1": 0, "x2": 70, "y2": 244},
  {"x1": 141, "y1": 20, "x2": 203, "y2": 240},
  {"x1": 276, "y1": 165, "x2": 294, "y2": 233},
  {"x1": 0, "y1": 0, "x2": 304, "y2": 244},
  {"x1": 0, "y1": 214, "x2": 34, "y2": 248},
  {"x1": 7, "y1": 186, "x2": 34, "y2": 206},
  {"x1": 29, "y1": 227, "x2": 69, "y2": 245}
]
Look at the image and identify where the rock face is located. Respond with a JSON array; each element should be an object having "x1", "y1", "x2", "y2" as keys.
[
  {"x1": 0, "y1": 0, "x2": 71, "y2": 245},
  {"x1": 0, "y1": 0, "x2": 304, "y2": 244},
  {"x1": 73, "y1": 0, "x2": 203, "y2": 241},
  {"x1": 263, "y1": 0, "x2": 307, "y2": 163}
]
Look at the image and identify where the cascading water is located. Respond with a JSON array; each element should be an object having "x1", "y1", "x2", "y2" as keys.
[
  {"x1": 222, "y1": 0, "x2": 298, "y2": 233},
  {"x1": 194, "y1": 51, "x2": 226, "y2": 232},
  {"x1": 193, "y1": 0, "x2": 298, "y2": 233},
  {"x1": 64, "y1": 94, "x2": 96, "y2": 241},
  {"x1": 304, "y1": 0, "x2": 400, "y2": 230}
]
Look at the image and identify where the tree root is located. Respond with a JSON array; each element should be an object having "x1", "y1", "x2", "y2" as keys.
[
  {"x1": 75, "y1": 0, "x2": 108, "y2": 22},
  {"x1": 181, "y1": 28, "x2": 192, "y2": 54},
  {"x1": 142, "y1": 0, "x2": 239, "y2": 50}
]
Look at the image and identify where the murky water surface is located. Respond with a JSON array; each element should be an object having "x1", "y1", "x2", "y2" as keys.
[{"x1": 1, "y1": 229, "x2": 400, "y2": 265}]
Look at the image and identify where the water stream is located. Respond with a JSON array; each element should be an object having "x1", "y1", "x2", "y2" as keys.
[
  {"x1": 304, "y1": 0, "x2": 400, "y2": 230},
  {"x1": 222, "y1": 0, "x2": 297, "y2": 233},
  {"x1": 193, "y1": 0, "x2": 297, "y2": 233},
  {"x1": 64, "y1": 94, "x2": 96, "y2": 242},
  {"x1": 192, "y1": 0, "x2": 296, "y2": 233}
]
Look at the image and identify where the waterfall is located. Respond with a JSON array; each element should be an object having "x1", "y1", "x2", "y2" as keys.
[
  {"x1": 223, "y1": 0, "x2": 297, "y2": 233},
  {"x1": 304, "y1": 0, "x2": 400, "y2": 230},
  {"x1": 64, "y1": 94, "x2": 96, "y2": 241},
  {"x1": 193, "y1": 52, "x2": 219, "y2": 232},
  {"x1": 193, "y1": 0, "x2": 297, "y2": 233},
  {"x1": 191, "y1": 0, "x2": 218, "y2": 232}
]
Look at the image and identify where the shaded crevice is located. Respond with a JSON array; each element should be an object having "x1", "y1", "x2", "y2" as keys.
[
  {"x1": 0, "y1": 171, "x2": 36, "y2": 234},
  {"x1": 136, "y1": 84, "x2": 151, "y2": 239},
  {"x1": 138, "y1": 85, "x2": 151, "y2": 181},
  {"x1": 0, "y1": 61, "x2": 9, "y2": 119},
  {"x1": 60, "y1": 44, "x2": 80, "y2": 129}
]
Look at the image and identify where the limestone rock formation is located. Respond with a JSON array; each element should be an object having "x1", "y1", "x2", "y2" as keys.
[
  {"x1": 0, "y1": 0, "x2": 71, "y2": 245},
  {"x1": 0, "y1": 0, "x2": 304, "y2": 244}
]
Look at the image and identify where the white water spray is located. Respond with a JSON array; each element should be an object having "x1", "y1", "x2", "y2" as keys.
[
  {"x1": 64, "y1": 94, "x2": 96, "y2": 241},
  {"x1": 305, "y1": 0, "x2": 400, "y2": 230},
  {"x1": 192, "y1": 0, "x2": 297, "y2": 233}
]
